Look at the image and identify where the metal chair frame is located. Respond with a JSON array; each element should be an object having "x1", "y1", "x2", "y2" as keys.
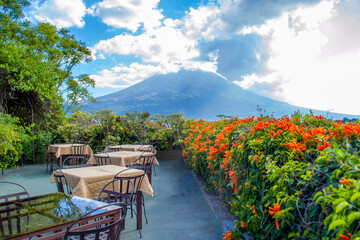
[
  {"x1": 54, "y1": 139, "x2": 67, "y2": 144},
  {"x1": 62, "y1": 156, "x2": 90, "y2": 169},
  {"x1": 130, "y1": 153, "x2": 155, "y2": 184},
  {"x1": 95, "y1": 153, "x2": 112, "y2": 166},
  {"x1": 71, "y1": 144, "x2": 86, "y2": 157},
  {"x1": 113, "y1": 169, "x2": 148, "y2": 236},
  {"x1": 98, "y1": 178, "x2": 135, "y2": 206},
  {"x1": 45, "y1": 146, "x2": 58, "y2": 172},
  {"x1": 52, "y1": 165, "x2": 73, "y2": 194},
  {"x1": 0, "y1": 182, "x2": 29, "y2": 203},
  {"x1": 63, "y1": 202, "x2": 127, "y2": 240},
  {"x1": 110, "y1": 146, "x2": 122, "y2": 152}
]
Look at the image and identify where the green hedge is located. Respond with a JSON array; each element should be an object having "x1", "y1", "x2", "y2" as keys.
[{"x1": 183, "y1": 113, "x2": 360, "y2": 239}]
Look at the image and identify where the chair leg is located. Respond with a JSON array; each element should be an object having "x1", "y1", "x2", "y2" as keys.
[{"x1": 127, "y1": 205, "x2": 142, "y2": 238}]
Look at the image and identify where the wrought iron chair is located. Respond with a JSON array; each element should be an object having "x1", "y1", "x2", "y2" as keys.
[
  {"x1": 0, "y1": 182, "x2": 29, "y2": 203},
  {"x1": 71, "y1": 144, "x2": 87, "y2": 158},
  {"x1": 62, "y1": 156, "x2": 90, "y2": 169},
  {"x1": 54, "y1": 139, "x2": 67, "y2": 144},
  {"x1": 45, "y1": 146, "x2": 58, "y2": 172},
  {"x1": 113, "y1": 169, "x2": 148, "y2": 236},
  {"x1": 52, "y1": 165, "x2": 73, "y2": 194},
  {"x1": 96, "y1": 145, "x2": 108, "y2": 153},
  {"x1": 130, "y1": 153, "x2": 155, "y2": 184},
  {"x1": 137, "y1": 145, "x2": 157, "y2": 176},
  {"x1": 63, "y1": 202, "x2": 127, "y2": 240},
  {"x1": 138, "y1": 145, "x2": 155, "y2": 153},
  {"x1": 109, "y1": 146, "x2": 122, "y2": 152},
  {"x1": 95, "y1": 153, "x2": 112, "y2": 166},
  {"x1": 97, "y1": 177, "x2": 135, "y2": 225}
]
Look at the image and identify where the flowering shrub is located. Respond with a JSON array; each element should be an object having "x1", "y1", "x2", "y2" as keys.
[
  {"x1": 183, "y1": 113, "x2": 360, "y2": 239},
  {"x1": 0, "y1": 113, "x2": 27, "y2": 171}
]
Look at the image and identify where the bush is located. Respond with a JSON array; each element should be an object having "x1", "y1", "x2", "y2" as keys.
[
  {"x1": 0, "y1": 113, "x2": 27, "y2": 171},
  {"x1": 183, "y1": 113, "x2": 360, "y2": 239}
]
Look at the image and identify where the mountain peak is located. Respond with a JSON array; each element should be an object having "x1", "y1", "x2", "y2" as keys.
[{"x1": 83, "y1": 70, "x2": 356, "y2": 120}]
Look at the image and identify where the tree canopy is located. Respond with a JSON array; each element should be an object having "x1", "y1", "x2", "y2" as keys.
[{"x1": 0, "y1": 0, "x2": 95, "y2": 128}]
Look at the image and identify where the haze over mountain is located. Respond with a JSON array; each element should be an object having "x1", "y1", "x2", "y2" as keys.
[{"x1": 82, "y1": 70, "x2": 358, "y2": 121}]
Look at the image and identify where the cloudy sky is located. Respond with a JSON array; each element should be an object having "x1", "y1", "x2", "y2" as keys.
[{"x1": 25, "y1": 0, "x2": 360, "y2": 115}]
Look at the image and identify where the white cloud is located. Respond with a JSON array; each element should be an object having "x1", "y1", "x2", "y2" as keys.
[
  {"x1": 236, "y1": 0, "x2": 360, "y2": 115},
  {"x1": 90, "y1": 3, "x2": 224, "y2": 89},
  {"x1": 93, "y1": 18, "x2": 199, "y2": 63},
  {"x1": 91, "y1": 0, "x2": 163, "y2": 32},
  {"x1": 182, "y1": 6, "x2": 225, "y2": 41},
  {"x1": 28, "y1": 0, "x2": 87, "y2": 28},
  {"x1": 90, "y1": 62, "x2": 178, "y2": 88}
]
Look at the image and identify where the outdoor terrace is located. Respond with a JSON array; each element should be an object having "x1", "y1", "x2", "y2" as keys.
[{"x1": 0, "y1": 159, "x2": 223, "y2": 240}]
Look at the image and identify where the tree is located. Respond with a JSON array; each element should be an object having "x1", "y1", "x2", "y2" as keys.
[{"x1": 0, "y1": 0, "x2": 95, "y2": 129}]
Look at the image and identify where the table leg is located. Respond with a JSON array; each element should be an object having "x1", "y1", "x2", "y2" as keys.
[
  {"x1": 136, "y1": 191, "x2": 143, "y2": 230},
  {"x1": 59, "y1": 155, "x2": 63, "y2": 169}
]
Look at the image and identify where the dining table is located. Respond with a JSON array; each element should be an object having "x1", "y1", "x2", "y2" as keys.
[
  {"x1": 51, "y1": 165, "x2": 153, "y2": 230},
  {"x1": 47, "y1": 143, "x2": 95, "y2": 169},
  {"x1": 0, "y1": 192, "x2": 122, "y2": 240},
  {"x1": 92, "y1": 151, "x2": 160, "y2": 166},
  {"x1": 108, "y1": 144, "x2": 154, "y2": 152}
]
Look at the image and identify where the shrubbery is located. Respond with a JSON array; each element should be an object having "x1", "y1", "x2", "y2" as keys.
[
  {"x1": 183, "y1": 113, "x2": 360, "y2": 239},
  {"x1": 0, "y1": 113, "x2": 27, "y2": 172}
]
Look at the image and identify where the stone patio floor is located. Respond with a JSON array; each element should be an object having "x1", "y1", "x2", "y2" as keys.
[{"x1": 0, "y1": 160, "x2": 223, "y2": 239}]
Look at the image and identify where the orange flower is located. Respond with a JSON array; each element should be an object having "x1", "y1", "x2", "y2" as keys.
[
  {"x1": 339, "y1": 234, "x2": 351, "y2": 240},
  {"x1": 220, "y1": 143, "x2": 228, "y2": 152},
  {"x1": 241, "y1": 221, "x2": 247, "y2": 228},
  {"x1": 269, "y1": 129, "x2": 283, "y2": 137},
  {"x1": 223, "y1": 231, "x2": 233, "y2": 240},
  {"x1": 339, "y1": 177, "x2": 350, "y2": 186},
  {"x1": 247, "y1": 205, "x2": 258, "y2": 217},
  {"x1": 317, "y1": 141, "x2": 331, "y2": 151},
  {"x1": 269, "y1": 204, "x2": 281, "y2": 230},
  {"x1": 253, "y1": 156, "x2": 260, "y2": 162},
  {"x1": 284, "y1": 141, "x2": 307, "y2": 153},
  {"x1": 269, "y1": 204, "x2": 281, "y2": 215}
]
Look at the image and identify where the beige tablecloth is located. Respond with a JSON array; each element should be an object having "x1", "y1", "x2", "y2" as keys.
[
  {"x1": 108, "y1": 144, "x2": 153, "y2": 152},
  {"x1": 47, "y1": 144, "x2": 95, "y2": 163},
  {"x1": 51, "y1": 165, "x2": 153, "y2": 199},
  {"x1": 93, "y1": 151, "x2": 160, "y2": 166}
]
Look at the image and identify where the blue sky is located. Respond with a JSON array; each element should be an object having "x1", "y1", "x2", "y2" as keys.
[{"x1": 25, "y1": 0, "x2": 360, "y2": 115}]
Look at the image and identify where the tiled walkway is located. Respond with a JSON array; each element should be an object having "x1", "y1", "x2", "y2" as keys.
[{"x1": 0, "y1": 160, "x2": 223, "y2": 239}]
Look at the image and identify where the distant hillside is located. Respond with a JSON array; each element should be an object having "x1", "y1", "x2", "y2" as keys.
[{"x1": 82, "y1": 70, "x2": 359, "y2": 121}]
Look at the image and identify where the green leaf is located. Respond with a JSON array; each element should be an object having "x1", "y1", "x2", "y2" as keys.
[
  {"x1": 347, "y1": 212, "x2": 360, "y2": 225},
  {"x1": 351, "y1": 193, "x2": 360, "y2": 202},
  {"x1": 336, "y1": 201, "x2": 349, "y2": 213},
  {"x1": 328, "y1": 219, "x2": 346, "y2": 231},
  {"x1": 315, "y1": 196, "x2": 324, "y2": 204},
  {"x1": 288, "y1": 232, "x2": 299, "y2": 238}
]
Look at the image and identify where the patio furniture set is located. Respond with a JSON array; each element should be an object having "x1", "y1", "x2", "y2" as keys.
[{"x1": 0, "y1": 142, "x2": 159, "y2": 240}]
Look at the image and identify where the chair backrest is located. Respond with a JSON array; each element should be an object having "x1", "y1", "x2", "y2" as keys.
[
  {"x1": 95, "y1": 154, "x2": 112, "y2": 166},
  {"x1": 62, "y1": 156, "x2": 90, "y2": 169},
  {"x1": 63, "y1": 202, "x2": 127, "y2": 240},
  {"x1": 138, "y1": 145, "x2": 154, "y2": 153},
  {"x1": 71, "y1": 144, "x2": 86, "y2": 155},
  {"x1": 54, "y1": 139, "x2": 66, "y2": 144},
  {"x1": 113, "y1": 169, "x2": 145, "y2": 195},
  {"x1": 52, "y1": 165, "x2": 73, "y2": 194},
  {"x1": 110, "y1": 146, "x2": 122, "y2": 152},
  {"x1": 96, "y1": 145, "x2": 107, "y2": 153},
  {"x1": 133, "y1": 153, "x2": 155, "y2": 168},
  {"x1": 0, "y1": 182, "x2": 29, "y2": 203},
  {"x1": 98, "y1": 177, "x2": 135, "y2": 205}
]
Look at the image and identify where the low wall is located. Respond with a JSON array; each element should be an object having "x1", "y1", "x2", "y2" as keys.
[{"x1": 156, "y1": 150, "x2": 183, "y2": 161}]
